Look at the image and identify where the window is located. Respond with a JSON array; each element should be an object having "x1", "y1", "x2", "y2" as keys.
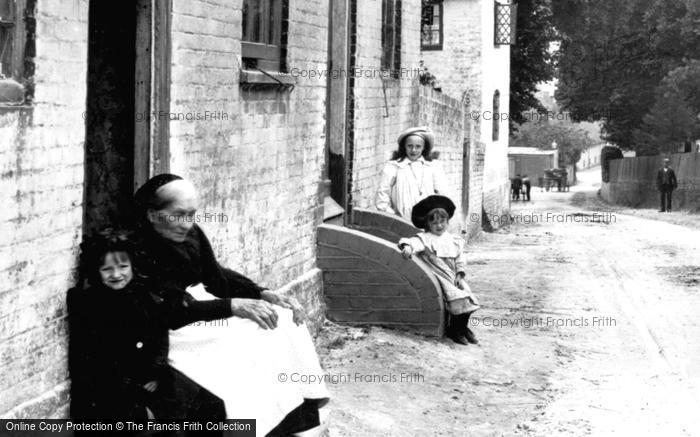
[
  {"x1": 381, "y1": 0, "x2": 401, "y2": 77},
  {"x1": 492, "y1": 90, "x2": 500, "y2": 141},
  {"x1": 494, "y1": 1, "x2": 517, "y2": 46},
  {"x1": 421, "y1": 1, "x2": 442, "y2": 51},
  {"x1": 242, "y1": 0, "x2": 287, "y2": 72},
  {"x1": 0, "y1": 0, "x2": 18, "y2": 79},
  {"x1": 0, "y1": 0, "x2": 32, "y2": 104}
]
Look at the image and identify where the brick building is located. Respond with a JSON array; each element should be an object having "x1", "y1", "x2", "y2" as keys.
[
  {"x1": 0, "y1": 0, "x2": 511, "y2": 417},
  {"x1": 421, "y1": 0, "x2": 513, "y2": 227}
]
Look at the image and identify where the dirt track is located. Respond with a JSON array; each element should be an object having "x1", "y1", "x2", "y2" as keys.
[{"x1": 316, "y1": 166, "x2": 700, "y2": 436}]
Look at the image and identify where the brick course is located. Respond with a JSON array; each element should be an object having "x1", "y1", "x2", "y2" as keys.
[
  {"x1": 421, "y1": 0, "x2": 511, "y2": 228},
  {"x1": 2, "y1": 0, "x2": 512, "y2": 418},
  {"x1": 169, "y1": 0, "x2": 329, "y2": 323},
  {"x1": 0, "y1": 0, "x2": 89, "y2": 418}
]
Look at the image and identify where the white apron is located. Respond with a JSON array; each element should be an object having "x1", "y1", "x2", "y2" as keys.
[{"x1": 168, "y1": 284, "x2": 329, "y2": 436}]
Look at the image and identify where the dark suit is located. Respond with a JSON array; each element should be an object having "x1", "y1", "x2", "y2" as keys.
[
  {"x1": 522, "y1": 177, "x2": 531, "y2": 201},
  {"x1": 511, "y1": 177, "x2": 522, "y2": 200},
  {"x1": 656, "y1": 167, "x2": 678, "y2": 212}
]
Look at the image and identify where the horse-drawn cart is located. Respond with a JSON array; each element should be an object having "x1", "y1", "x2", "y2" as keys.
[{"x1": 542, "y1": 169, "x2": 569, "y2": 192}]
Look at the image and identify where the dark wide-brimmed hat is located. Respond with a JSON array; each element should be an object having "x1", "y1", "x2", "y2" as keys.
[
  {"x1": 411, "y1": 195, "x2": 456, "y2": 228},
  {"x1": 397, "y1": 126, "x2": 435, "y2": 150}
]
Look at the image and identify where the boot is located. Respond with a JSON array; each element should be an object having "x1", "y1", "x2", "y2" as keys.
[
  {"x1": 447, "y1": 314, "x2": 469, "y2": 346},
  {"x1": 463, "y1": 314, "x2": 478, "y2": 344}
]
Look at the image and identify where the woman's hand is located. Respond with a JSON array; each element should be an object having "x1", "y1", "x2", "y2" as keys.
[
  {"x1": 143, "y1": 381, "x2": 158, "y2": 392},
  {"x1": 230, "y1": 298, "x2": 279, "y2": 329},
  {"x1": 260, "y1": 290, "x2": 305, "y2": 325}
]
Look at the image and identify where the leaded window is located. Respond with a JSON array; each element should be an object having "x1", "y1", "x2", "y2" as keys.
[{"x1": 494, "y1": 2, "x2": 517, "y2": 46}]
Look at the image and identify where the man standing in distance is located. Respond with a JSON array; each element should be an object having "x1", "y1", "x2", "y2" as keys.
[{"x1": 656, "y1": 158, "x2": 678, "y2": 212}]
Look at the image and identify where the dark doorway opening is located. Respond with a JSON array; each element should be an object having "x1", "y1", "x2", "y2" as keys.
[
  {"x1": 324, "y1": 0, "x2": 350, "y2": 225},
  {"x1": 83, "y1": 0, "x2": 138, "y2": 235}
]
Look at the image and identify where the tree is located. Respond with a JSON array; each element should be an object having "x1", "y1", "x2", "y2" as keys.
[
  {"x1": 509, "y1": 0, "x2": 557, "y2": 130},
  {"x1": 553, "y1": 0, "x2": 658, "y2": 149},
  {"x1": 633, "y1": 60, "x2": 700, "y2": 154},
  {"x1": 511, "y1": 119, "x2": 596, "y2": 169},
  {"x1": 552, "y1": 0, "x2": 700, "y2": 154}
]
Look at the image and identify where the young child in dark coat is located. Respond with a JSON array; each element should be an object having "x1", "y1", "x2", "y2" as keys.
[{"x1": 68, "y1": 229, "x2": 175, "y2": 421}]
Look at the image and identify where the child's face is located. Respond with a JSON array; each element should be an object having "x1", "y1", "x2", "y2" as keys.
[
  {"x1": 99, "y1": 251, "x2": 133, "y2": 290},
  {"x1": 428, "y1": 216, "x2": 447, "y2": 236},
  {"x1": 404, "y1": 136, "x2": 425, "y2": 161}
]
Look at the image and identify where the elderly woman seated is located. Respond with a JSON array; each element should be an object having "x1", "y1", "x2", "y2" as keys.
[{"x1": 133, "y1": 174, "x2": 329, "y2": 436}]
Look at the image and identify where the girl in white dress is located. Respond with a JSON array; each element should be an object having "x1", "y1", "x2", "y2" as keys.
[
  {"x1": 376, "y1": 126, "x2": 445, "y2": 219},
  {"x1": 398, "y1": 195, "x2": 480, "y2": 345}
]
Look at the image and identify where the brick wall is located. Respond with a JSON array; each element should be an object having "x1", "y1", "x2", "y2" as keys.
[
  {"x1": 1, "y1": 0, "x2": 511, "y2": 418},
  {"x1": 601, "y1": 153, "x2": 700, "y2": 211},
  {"x1": 479, "y1": 0, "x2": 510, "y2": 224},
  {"x1": 417, "y1": 85, "x2": 469, "y2": 234},
  {"x1": 168, "y1": 0, "x2": 329, "y2": 326},
  {"x1": 0, "y1": 0, "x2": 88, "y2": 418},
  {"x1": 421, "y1": 0, "x2": 482, "y2": 105},
  {"x1": 421, "y1": 0, "x2": 510, "y2": 229},
  {"x1": 348, "y1": 0, "x2": 489, "y2": 239},
  {"x1": 349, "y1": 0, "x2": 422, "y2": 211}
]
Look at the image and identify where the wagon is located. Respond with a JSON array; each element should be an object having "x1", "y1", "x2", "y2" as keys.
[{"x1": 543, "y1": 169, "x2": 569, "y2": 192}]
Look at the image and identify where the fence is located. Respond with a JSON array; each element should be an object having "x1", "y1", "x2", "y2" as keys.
[{"x1": 600, "y1": 152, "x2": 700, "y2": 211}]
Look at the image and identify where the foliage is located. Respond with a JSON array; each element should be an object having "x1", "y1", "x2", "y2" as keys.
[
  {"x1": 511, "y1": 118, "x2": 596, "y2": 166},
  {"x1": 632, "y1": 60, "x2": 700, "y2": 154},
  {"x1": 509, "y1": 0, "x2": 557, "y2": 130},
  {"x1": 552, "y1": 0, "x2": 700, "y2": 154},
  {"x1": 418, "y1": 60, "x2": 438, "y2": 88}
]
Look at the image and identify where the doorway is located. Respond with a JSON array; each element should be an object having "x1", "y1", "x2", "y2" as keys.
[
  {"x1": 83, "y1": 0, "x2": 171, "y2": 235},
  {"x1": 324, "y1": 0, "x2": 350, "y2": 224},
  {"x1": 83, "y1": 0, "x2": 137, "y2": 234}
]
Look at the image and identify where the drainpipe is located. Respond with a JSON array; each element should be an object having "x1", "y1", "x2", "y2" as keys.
[{"x1": 345, "y1": 0, "x2": 357, "y2": 224}]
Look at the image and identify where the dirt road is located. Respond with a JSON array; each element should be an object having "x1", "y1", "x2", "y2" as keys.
[{"x1": 315, "y1": 166, "x2": 700, "y2": 436}]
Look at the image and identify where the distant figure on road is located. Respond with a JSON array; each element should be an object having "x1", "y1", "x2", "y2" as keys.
[
  {"x1": 656, "y1": 158, "x2": 678, "y2": 212},
  {"x1": 521, "y1": 175, "x2": 531, "y2": 201},
  {"x1": 683, "y1": 137, "x2": 692, "y2": 153},
  {"x1": 511, "y1": 174, "x2": 522, "y2": 201}
]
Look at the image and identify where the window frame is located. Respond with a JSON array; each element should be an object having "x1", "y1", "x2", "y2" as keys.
[
  {"x1": 0, "y1": 0, "x2": 33, "y2": 105},
  {"x1": 381, "y1": 0, "x2": 402, "y2": 79},
  {"x1": 241, "y1": 0, "x2": 288, "y2": 73},
  {"x1": 0, "y1": 0, "x2": 23, "y2": 80},
  {"x1": 494, "y1": 1, "x2": 517, "y2": 46},
  {"x1": 420, "y1": 0, "x2": 443, "y2": 51}
]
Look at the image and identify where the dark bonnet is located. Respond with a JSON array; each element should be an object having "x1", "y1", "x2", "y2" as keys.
[{"x1": 133, "y1": 173, "x2": 184, "y2": 221}]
